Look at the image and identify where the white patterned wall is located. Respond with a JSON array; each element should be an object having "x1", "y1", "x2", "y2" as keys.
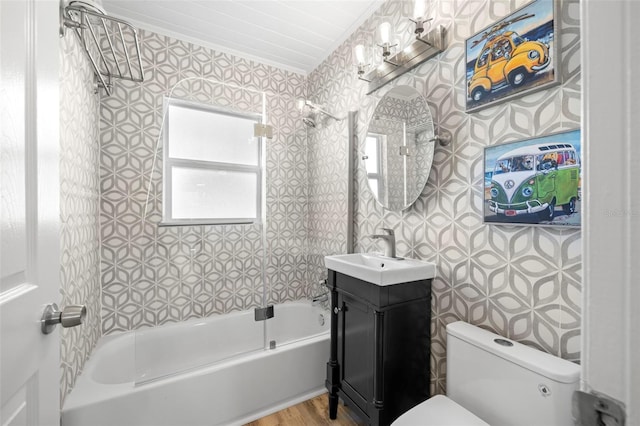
[
  {"x1": 59, "y1": 34, "x2": 102, "y2": 404},
  {"x1": 307, "y1": 0, "x2": 581, "y2": 395},
  {"x1": 305, "y1": 118, "x2": 350, "y2": 294},
  {"x1": 61, "y1": 0, "x2": 581, "y2": 401},
  {"x1": 99, "y1": 30, "x2": 310, "y2": 334}
]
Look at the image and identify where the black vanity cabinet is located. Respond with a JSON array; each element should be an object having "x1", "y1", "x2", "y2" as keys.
[{"x1": 326, "y1": 269, "x2": 431, "y2": 426}]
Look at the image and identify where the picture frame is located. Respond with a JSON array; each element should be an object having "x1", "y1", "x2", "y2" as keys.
[
  {"x1": 465, "y1": 0, "x2": 560, "y2": 113},
  {"x1": 483, "y1": 129, "x2": 581, "y2": 227}
]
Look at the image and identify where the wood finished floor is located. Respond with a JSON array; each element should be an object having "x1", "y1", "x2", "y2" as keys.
[{"x1": 245, "y1": 393, "x2": 364, "y2": 426}]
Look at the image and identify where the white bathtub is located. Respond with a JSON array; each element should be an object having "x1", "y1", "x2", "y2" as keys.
[{"x1": 62, "y1": 302, "x2": 330, "y2": 426}]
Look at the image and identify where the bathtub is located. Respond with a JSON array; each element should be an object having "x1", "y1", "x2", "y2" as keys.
[{"x1": 62, "y1": 301, "x2": 330, "y2": 426}]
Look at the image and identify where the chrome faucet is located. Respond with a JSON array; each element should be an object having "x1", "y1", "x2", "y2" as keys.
[
  {"x1": 311, "y1": 293, "x2": 329, "y2": 306},
  {"x1": 371, "y1": 228, "x2": 397, "y2": 258},
  {"x1": 311, "y1": 278, "x2": 329, "y2": 306}
]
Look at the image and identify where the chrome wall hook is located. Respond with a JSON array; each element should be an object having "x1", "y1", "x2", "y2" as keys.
[{"x1": 431, "y1": 128, "x2": 452, "y2": 146}]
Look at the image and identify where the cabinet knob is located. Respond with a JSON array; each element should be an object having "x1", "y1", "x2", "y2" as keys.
[{"x1": 333, "y1": 307, "x2": 342, "y2": 314}]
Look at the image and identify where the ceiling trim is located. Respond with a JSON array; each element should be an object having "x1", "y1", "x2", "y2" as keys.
[
  {"x1": 107, "y1": 12, "x2": 309, "y2": 76},
  {"x1": 103, "y1": 0, "x2": 385, "y2": 76},
  {"x1": 315, "y1": 0, "x2": 384, "y2": 70}
]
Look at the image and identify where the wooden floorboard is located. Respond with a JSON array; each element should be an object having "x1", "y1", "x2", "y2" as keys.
[{"x1": 245, "y1": 393, "x2": 364, "y2": 426}]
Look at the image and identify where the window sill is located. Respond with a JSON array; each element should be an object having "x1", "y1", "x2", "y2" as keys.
[{"x1": 158, "y1": 219, "x2": 257, "y2": 227}]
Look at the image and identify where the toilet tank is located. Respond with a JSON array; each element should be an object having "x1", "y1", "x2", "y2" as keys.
[{"x1": 446, "y1": 322, "x2": 580, "y2": 426}]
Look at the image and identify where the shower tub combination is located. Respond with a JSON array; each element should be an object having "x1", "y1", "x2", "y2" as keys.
[{"x1": 62, "y1": 301, "x2": 330, "y2": 426}]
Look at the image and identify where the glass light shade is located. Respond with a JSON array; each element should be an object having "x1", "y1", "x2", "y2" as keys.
[
  {"x1": 354, "y1": 44, "x2": 367, "y2": 64},
  {"x1": 378, "y1": 22, "x2": 391, "y2": 44},
  {"x1": 413, "y1": 0, "x2": 426, "y2": 20}
]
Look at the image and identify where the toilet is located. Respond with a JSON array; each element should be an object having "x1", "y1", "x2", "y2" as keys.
[{"x1": 392, "y1": 321, "x2": 580, "y2": 426}]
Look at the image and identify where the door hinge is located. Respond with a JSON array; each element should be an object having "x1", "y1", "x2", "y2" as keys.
[
  {"x1": 573, "y1": 390, "x2": 625, "y2": 426},
  {"x1": 254, "y1": 123, "x2": 273, "y2": 139},
  {"x1": 254, "y1": 305, "x2": 274, "y2": 321},
  {"x1": 399, "y1": 146, "x2": 411, "y2": 156}
]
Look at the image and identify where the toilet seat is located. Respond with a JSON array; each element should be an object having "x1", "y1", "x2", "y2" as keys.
[{"x1": 391, "y1": 395, "x2": 490, "y2": 426}]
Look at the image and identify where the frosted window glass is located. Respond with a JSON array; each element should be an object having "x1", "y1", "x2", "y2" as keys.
[
  {"x1": 171, "y1": 167, "x2": 257, "y2": 220},
  {"x1": 365, "y1": 136, "x2": 379, "y2": 173},
  {"x1": 368, "y1": 179, "x2": 379, "y2": 197},
  {"x1": 168, "y1": 104, "x2": 259, "y2": 166}
]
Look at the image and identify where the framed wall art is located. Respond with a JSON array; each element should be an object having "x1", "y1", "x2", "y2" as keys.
[
  {"x1": 483, "y1": 129, "x2": 581, "y2": 227},
  {"x1": 465, "y1": 0, "x2": 560, "y2": 112}
]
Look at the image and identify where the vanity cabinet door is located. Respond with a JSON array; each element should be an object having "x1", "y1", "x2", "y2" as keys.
[
  {"x1": 337, "y1": 292, "x2": 373, "y2": 414},
  {"x1": 327, "y1": 269, "x2": 431, "y2": 426}
]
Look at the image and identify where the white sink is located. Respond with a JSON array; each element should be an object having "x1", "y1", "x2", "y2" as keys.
[{"x1": 324, "y1": 253, "x2": 436, "y2": 286}]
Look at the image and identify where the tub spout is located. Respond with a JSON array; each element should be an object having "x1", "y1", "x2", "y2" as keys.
[
  {"x1": 311, "y1": 292, "x2": 329, "y2": 306},
  {"x1": 312, "y1": 277, "x2": 329, "y2": 306}
]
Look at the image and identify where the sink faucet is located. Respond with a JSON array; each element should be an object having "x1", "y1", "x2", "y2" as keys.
[{"x1": 371, "y1": 228, "x2": 397, "y2": 258}]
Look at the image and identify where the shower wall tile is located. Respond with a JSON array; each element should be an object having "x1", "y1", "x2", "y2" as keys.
[
  {"x1": 308, "y1": 0, "x2": 582, "y2": 394},
  {"x1": 59, "y1": 35, "x2": 101, "y2": 405},
  {"x1": 99, "y1": 30, "x2": 309, "y2": 334}
]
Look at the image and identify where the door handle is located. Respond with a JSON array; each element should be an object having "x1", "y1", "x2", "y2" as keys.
[{"x1": 41, "y1": 303, "x2": 86, "y2": 334}]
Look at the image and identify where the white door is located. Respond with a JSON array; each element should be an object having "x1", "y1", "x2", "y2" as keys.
[
  {"x1": 1, "y1": 0, "x2": 60, "y2": 425},
  {"x1": 582, "y1": 0, "x2": 640, "y2": 424}
]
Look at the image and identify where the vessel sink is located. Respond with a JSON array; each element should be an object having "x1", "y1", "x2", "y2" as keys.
[{"x1": 324, "y1": 253, "x2": 436, "y2": 286}]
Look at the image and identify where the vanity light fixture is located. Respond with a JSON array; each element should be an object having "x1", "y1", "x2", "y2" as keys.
[{"x1": 357, "y1": 0, "x2": 445, "y2": 95}]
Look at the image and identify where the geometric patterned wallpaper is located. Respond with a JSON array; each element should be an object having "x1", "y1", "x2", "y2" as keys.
[
  {"x1": 99, "y1": 30, "x2": 310, "y2": 334},
  {"x1": 60, "y1": 0, "x2": 581, "y2": 402},
  {"x1": 59, "y1": 34, "x2": 102, "y2": 405},
  {"x1": 307, "y1": 0, "x2": 581, "y2": 395}
]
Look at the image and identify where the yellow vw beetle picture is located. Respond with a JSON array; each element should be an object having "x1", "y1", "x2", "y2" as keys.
[
  {"x1": 465, "y1": 0, "x2": 558, "y2": 112},
  {"x1": 468, "y1": 30, "x2": 550, "y2": 103}
]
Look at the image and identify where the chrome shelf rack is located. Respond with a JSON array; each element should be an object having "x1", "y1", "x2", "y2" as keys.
[{"x1": 61, "y1": 2, "x2": 144, "y2": 95}]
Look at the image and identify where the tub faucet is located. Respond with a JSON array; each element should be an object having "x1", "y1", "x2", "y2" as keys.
[
  {"x1": 311, "y1": 293, "x2": 329, "y2": 306},
  {"x1": 371, "y1": 228, "x2": 397, "y2": 258},
  {"x1": 311, "y1": 278, "x2": 329, "y2": 306}
]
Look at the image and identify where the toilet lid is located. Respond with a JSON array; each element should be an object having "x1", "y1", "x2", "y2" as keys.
[{"x1": 392, "y1": 395, "x2": 490, "y2": 426}]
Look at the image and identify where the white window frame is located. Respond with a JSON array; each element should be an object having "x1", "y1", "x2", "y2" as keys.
[{"x1": 162, "y1": 98, "x2": 263, "y2": 226}]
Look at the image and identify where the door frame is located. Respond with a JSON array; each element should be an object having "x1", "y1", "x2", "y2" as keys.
[{"x1": 581, "y1": 0, "x2": 639, "y2": 423}]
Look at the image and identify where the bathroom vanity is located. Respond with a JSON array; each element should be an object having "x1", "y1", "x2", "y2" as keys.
[{"x1": 324, "y1": 254, "x2": 434, "y2": 426}]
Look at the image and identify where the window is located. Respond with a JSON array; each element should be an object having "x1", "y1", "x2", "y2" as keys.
[
  {"x1": 477, "y1": 48, "x2": 490, "y2": 67},
  {"x1": 163, "y1": 99, "x2": 263, "y2": 225},
  {"x1": 510, "y1": 34, "x2": 525, "y2": 47}
]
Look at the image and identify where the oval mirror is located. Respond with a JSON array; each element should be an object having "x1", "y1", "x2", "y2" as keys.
[{"x1": 363, "y1": 85, "x2": 435, "y2": 211}]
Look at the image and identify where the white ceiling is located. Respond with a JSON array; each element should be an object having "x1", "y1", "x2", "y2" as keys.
[{"x1": 100, "y1": 0, "x2": 384, "y2": 75}]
